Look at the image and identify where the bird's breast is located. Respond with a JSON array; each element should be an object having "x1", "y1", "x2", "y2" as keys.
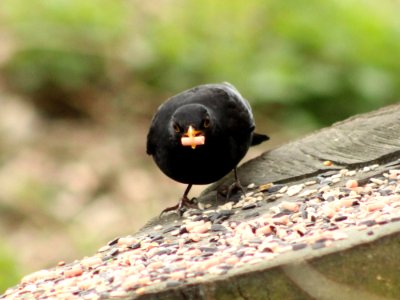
[{"x1": 153, "y1": 134, "x2": 251, "y2": 184}]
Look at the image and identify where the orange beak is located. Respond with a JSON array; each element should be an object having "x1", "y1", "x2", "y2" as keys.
[{"x1": 181, "y1": 125, "x2": 205, "y2": 149}]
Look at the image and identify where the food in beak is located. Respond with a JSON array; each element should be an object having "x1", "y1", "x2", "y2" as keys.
[{"x1": 181, "y1": 125, "x2": 205, "y2": 149}]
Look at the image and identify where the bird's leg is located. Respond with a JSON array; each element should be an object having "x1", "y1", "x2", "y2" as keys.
[
  {"x1": 160, "y1": 184, "x2": 195, "y2": 217},
  {"x1": 226, "y1": 167, "x2": 246, "y2": 200}
]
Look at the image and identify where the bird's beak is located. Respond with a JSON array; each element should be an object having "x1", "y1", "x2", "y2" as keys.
[{"x1": 181, "y1": 125, "x2": 205, "y2": 149}]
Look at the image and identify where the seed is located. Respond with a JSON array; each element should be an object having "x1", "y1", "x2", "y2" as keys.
[
  {"x1": 118, "y1": 237, "x2": 138, "y2": 247},
  {"x1": 323, "y1": 207, "x2": 335, "y2": 218},
  {"x1": 335, "y1": 198, "x2": 355, "y2": 209},
  {"x1": 225, "y1": 256, "x2": 240, "y2": 265},
  {"x1": 255, "y1": 225, "x2": 272, "y2": 236},
  {"x1": 370, "y1": 178, "x2": 384, "y2": 185},
  {"x1": 286, "y1": 184, "x2": 304, "y2": 196},
  {"x1": 81, "y1": 256, "x2": 102, "y2": 268},
  {"x1": 200, "y1": 257, "x2": 221, "y2": 270},
  {"x1": 367, "y1": 202, "x2": 385, "y2": 212},
  {"x1": 169, "y1": 271, "x2": 186, "y2": 280},
  {"x1": 334, "y1": 215, "x2": 348, "y2": 222},
  {"x1": 292, "y1": 243, "x2": 307, "y2": 251},
  {"x1": 109, "y1": 290, "x2": 129, "y2": 298},
  {"x1": 190, "y1": 222, "x2": 211, "y2": 234},
  {"x1": 281, "y1": 201, "x2": 299, "y2": 212},
  {"x1": 278, "y1": 186, "x2": 288, "y2": 193},
  {"x1": 147, "y1": 261, "x2": 164, "y2": 271},
  {"x1": 272, "y1": 215, "x2": 290, "y2": 225},
  {"x1": 153, "y1": 225, "x2": 163, "y2": 231},
  {"x1": 304, "y1": 180, "x2": 317, "y2": 186},
  {"x1": 242, "y1": 203, "x2": 257, "y2": 210},
  {"x1": 345, "y1": 180, "x2": 358, "y2": 189},
  {"x1": 64, "y1": 265, "x2": 83, "y2": 278}
]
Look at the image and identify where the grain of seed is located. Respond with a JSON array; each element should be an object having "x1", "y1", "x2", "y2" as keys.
[
  {"x1": 370, "y1": 178, "x2": 384, "y2": 185},
  {"x1": 346, "y1": 179, "x2": 358, "y2": 189},
  {"x1": 367, "y1": 202, "x2": 385, "y2": 212},
  {"x1": 81, "y1": 256, "x2": 102, "y2": 268},
  {"x1": 64, "y1": 265, "x2": 83, "y2": 278},
  {"x1": 287, "y1": 184, "x2": 304, "y2": 196},
  {"x1": 255, "y1": 225, "x2": 272, "y2": 236},
  {"x1": 299, "y1": 189, "x2": 317, "y2": 197},
  {"x1": 272, "y1": 215, "x2": 290, "y2": 225},
  {"x1": 278, "y1": 185, "x2": 288, "y2": 193},
  {"x1": 118, "y1": 237, "x2": 138, "y2": 247},
  {"x1": 305, "y1": 180, "x2": 317, "y2": 186},
  {"x1": 281, "y1": 201, "x2": 299, "y2": 212}
]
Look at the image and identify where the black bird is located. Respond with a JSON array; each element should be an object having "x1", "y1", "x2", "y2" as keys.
[{"x1": 146, "y1": 82, "x2": 269, "y2": 214}]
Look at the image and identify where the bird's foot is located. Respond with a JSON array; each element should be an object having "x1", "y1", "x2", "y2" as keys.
[
  {"x1": 226, "y1": 180, "x2": 246, "y2": 200},
  {"x1": 160, "y1": 196, "x2": 198, "y2": 217}
]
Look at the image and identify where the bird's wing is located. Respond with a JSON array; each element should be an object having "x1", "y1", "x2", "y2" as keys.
[
  {"x1": 220, "y1": 82, "x2": 253, "y2": 114},
  {"x1": 207, "y1": 83, "x2": 255, "y2": 134}
]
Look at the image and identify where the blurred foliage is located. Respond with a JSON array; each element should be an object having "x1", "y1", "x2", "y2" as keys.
[
  {"x1": 0, "y1": 243, "x2": 21, "y2": 292},
  {"x1": 142, "y1": 0, "x2": 400, "y2": 127},
  {"x1": 1, "y1": 0, "x2": 400, "y2": 127},
  {"x1": 4, "y1": 49, "x2": 106, "y2": 118},
  {"x1": 1, "y1": 0, "x2": 127, "y2": 118}
]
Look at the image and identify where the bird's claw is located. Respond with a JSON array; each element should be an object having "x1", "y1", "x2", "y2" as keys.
[
  {"x1": 226, "y1": 180, "x2": 246, "y2": 200},
  {"x1": 160, "y1": 196, "x2": 197, "y2": 217}
]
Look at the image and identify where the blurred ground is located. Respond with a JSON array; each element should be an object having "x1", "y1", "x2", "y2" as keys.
[{"x1": 0, "y1": 87, "x2": 288, "y2": 289}]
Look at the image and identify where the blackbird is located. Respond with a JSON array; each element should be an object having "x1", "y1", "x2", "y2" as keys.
[{"x1": 146, "y1": 82, "x2": 269, "y2": 215}]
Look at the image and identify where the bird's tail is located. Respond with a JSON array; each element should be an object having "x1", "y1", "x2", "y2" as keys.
[{"x1": 251, "y1": 133, "x2": 269, "y2": 146}]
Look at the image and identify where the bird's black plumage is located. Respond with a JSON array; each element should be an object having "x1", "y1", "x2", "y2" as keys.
[{"x1": 147, "y1": 82, "x2": 269, "y2": 214}]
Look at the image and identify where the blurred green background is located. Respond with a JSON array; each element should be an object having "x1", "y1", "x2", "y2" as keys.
[{"x1": 0, "y1": 0, "x2": 399, "y2": 292}]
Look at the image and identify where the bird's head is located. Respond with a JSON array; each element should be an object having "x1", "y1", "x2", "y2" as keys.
[{"x1": 171, "y1": 104, "x2": 213, "y2": 150}]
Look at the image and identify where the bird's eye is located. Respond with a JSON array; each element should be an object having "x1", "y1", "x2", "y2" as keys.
[
  {"x1": 203, "y1": 118, "x2": 210, "y2": 128},
  {"x1": 173, "y1": 123, "x2": 181, "y2": 133}
]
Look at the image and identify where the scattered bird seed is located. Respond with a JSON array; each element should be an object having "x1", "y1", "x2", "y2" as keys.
[{"x1": 4, "y1": 164, "x2": 400, "y2": 299}]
